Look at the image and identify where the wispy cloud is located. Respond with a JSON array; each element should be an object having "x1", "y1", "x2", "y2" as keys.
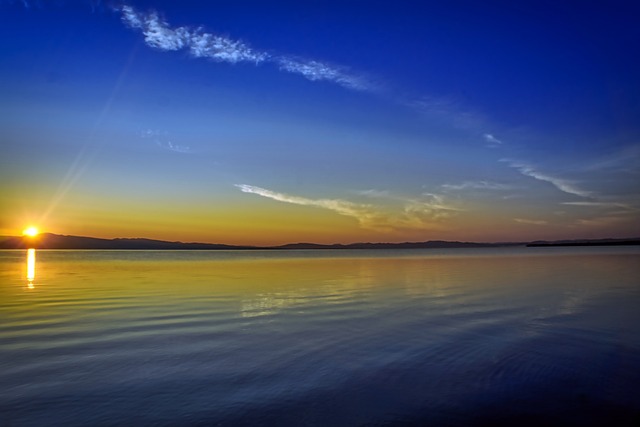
[
  {"x1": 401, "y1": 196, "x2": 460, "y2": 226},
  {"x1": 483, "y1": 133, "x2": 503, "y2": 147},
  {"x1": 583, "y1": 143, "x2": 640, "y2": 173},
  {"x1": 277, "y1": 57, "x2": 372, "y2": 91},
  {"x1": 442, "y1": 180, "x2": 512, "y2": 191},
  {"x1": 561, "y1": 201, "x2": 640, "y2": 215},
  {"x1": 502, "y1": 159, "x2": 592, "y2": 198},
  {"x1": 120, "y1": 5, "x2": 267, "y2": 63},
  {"x1": 514, "y1": 218, "x2": 548, "y2": 225},
  {"x1": 140, "y1": 129, "x2": 191, "y2": 153},
  {"x1": 117, "y1": 4, "x2": 374, "y2": 91},
  {"x1": 419, "y1": 192, "x2": 460, "y2": 213},
  {"x1": 562, "y1": 201, "x2": 625, "y2": 208},
  {"x1": 159, "y1": 141, "x2": 191, "y2": 154},
  {"x1": 575, "y1": 216, "x2": 627, "y2": 227},
  {"x1": 236, "y1": 183, "x2": 375, "y2": 222},
  {"x1": 236, "y1": 184, "x2": 459, "y2": 232}
]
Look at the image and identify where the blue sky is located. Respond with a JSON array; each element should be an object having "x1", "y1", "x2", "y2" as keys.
[{"x1": 1, "y1": 0, "x2": 639, "y2": 244}]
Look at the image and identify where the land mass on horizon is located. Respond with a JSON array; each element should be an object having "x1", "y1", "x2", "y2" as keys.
[{"x1": 1, "y1": 233, "x2": 639, "y2": 250}]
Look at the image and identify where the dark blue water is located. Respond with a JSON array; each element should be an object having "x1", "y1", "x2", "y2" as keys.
[{"x1": 1, "y1": 247, "x2": 639, "y2": 426}]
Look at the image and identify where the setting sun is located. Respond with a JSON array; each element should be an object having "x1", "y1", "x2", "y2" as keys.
[{"x1": 22, "y1": 226, "x2": 39, "y2": 237}]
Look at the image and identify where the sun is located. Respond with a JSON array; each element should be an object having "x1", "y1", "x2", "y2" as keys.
[{"x1": 22, "y1": 226, "x2": 39, "y2": 237}]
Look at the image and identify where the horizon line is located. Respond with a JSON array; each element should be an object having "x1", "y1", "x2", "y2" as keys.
[{"x1": 2, "y1": 232, "x2": 640, "y2": 250}]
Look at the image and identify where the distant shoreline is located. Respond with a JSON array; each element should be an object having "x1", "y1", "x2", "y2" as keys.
[
  {"x1": 526, "y1": 240, "x2": 640, "y2": 247},
  {"x1": 1, "y1": 233, "x2": 639, "y2": 250}
]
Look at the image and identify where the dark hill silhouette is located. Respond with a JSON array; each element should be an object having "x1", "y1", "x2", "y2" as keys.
[
  {"x1": 1, "y1": 233, "x2": 638, "y2": 250},
  {"x1": 274, "y1": 240, "x2": 520, "y2": 249},
  {"x1": 0, "y1": 233, "x2": 254, "y2": 250}
]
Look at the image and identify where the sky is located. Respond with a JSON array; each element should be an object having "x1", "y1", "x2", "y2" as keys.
[{"x1": 1, "y1": 0, "x2": 639, "y2": 245}]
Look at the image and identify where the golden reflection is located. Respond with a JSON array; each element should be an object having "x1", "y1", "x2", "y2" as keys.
[{"x1": 26, "y1": 248, "x2": 36, "y2": 289}]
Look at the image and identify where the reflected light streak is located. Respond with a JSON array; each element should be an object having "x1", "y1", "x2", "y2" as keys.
[{"x1": 27, "y1": 248, "x2": 35, "y2": 289}]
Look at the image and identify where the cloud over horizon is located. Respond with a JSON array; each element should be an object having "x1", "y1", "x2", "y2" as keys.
[
  {"x1": 514, "y1": 218, "x2": 548, "y2": 225},
  {"x1": 442, "y1": 180, "x2": 512, "y2": 192},
  {"x1": 236, "y1": 184, "x2": 459, "y2": 232},
  {"x1": 502, "y1": 159, "x2": 593, "y2": 198}
]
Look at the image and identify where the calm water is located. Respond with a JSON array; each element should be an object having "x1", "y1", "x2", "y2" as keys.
[{"x1": 1, "y1": 247, "x2": 639, "y2": 426}]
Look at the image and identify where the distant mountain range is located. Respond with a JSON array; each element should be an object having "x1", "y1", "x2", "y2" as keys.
[
  {"x1": 1, "y1": 233, "x2": 639, "y2": 250},
  {"x1": 0, "y1": 233, "x2": 253, "y2": 250}
]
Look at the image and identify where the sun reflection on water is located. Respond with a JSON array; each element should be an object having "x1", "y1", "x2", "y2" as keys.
[{"x1": 26, "y1": 248, "x2": 36, "y2": 289}]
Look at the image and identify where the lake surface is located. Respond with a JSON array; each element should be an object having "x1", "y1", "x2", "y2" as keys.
[{"x1": 1, "y1": 247, "x2": 639, "y2": 426}]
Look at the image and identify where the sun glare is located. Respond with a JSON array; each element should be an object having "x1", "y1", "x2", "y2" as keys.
[{"x1": 23, "y1": 226, "x2": 39, "y2": 237}]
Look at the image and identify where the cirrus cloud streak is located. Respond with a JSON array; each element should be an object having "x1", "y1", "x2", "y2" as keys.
[
  {"x1": 501, "y1": 159, "x2": 592, "y2": 198},
  {"x1": 235, "y1": 184, "x2": 459, "y2": 232},
  {"x1": 118, "y1": 4, "x2": 374, "y2": 91}
]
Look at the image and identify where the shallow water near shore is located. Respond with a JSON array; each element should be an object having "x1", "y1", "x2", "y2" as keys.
[{"x1": 1, "y1": 247, "x2": 639, "y2": 426}]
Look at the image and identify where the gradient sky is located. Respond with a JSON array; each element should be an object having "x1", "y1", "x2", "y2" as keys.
[{"x1": 1, "y1": 0, "x2": 639, "y2": 245}]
